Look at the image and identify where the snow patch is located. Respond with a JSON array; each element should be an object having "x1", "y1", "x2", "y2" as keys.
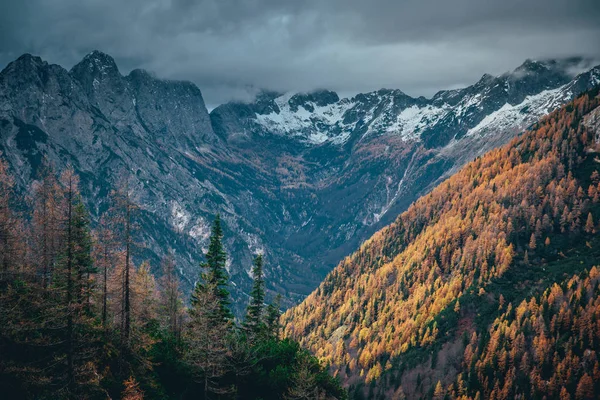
[
  {"x1": 466, "y1": 86, "x2": 568, "y2": 137},
  {"x1": 369, "y1": 104, "x2": 449, "y2": 140},
  {"x1": 255, "y1": 92, "x2": 355, "y2": 144}
]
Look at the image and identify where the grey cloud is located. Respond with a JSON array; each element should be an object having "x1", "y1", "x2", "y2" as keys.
[{"x1": 1, "y1": 0, "x2": 599, "y2": 107}]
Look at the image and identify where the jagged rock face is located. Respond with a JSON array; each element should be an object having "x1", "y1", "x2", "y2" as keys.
[
  {"x1": 1, "y1": 51, "x2": 598, "y2": 315},
  {"x1": 0, "y1": 51, "x2": 251, "y2": 309}
]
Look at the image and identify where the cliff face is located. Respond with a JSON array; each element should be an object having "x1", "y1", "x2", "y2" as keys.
[{"x1": 1, "y1": 51, "x2": 598, "y2": 314}]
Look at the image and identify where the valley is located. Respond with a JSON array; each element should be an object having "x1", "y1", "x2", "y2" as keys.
[{"x1": 1, "y1": 52, "x2": 597, "y2": 314}]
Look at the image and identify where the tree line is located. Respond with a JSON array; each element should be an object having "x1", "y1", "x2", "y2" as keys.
[{"x1": 0, "y1": 159, "x2": 345, "y2": 399}]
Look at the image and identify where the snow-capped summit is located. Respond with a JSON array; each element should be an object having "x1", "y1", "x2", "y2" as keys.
[{"x1": 212, "y1": 58, "x2": 600, "y2": 149}]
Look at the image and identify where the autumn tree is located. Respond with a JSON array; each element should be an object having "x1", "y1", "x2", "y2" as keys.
[
  {"x1": 529, "y1": 233, "x2": 537, "y2": 250},
  {"x1": 122, "y1": 376, "x2": 144, "y2": 400},
  {"x1": 186, "y1": 280, "x2": 231, "y2": 399},
  {"x1": 433, "y1": 380, "x2": 444, "y2": 400},
  {"x1": 585, "y1": 212, "x2": 595, "y2": 233},
  {"x1": 286, "y1": 351, "x2": 324, "y2": 400},
  {"x1": 49, "y1": 166, "x2": 99, "y2": 396},
  {"x1": 96, "y1": 216, "x2": 114, "y2": 328},
  {"x1": 575, "y1": 373, "x2": 594, "y2": 400},
  {"x1": 132, "y1": 261, "x2": 159, "y2": 331}
]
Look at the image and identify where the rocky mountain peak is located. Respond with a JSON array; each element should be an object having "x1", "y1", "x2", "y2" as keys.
[
  {"x1": 11, "y1": 53, "x2": 46, "y2": 70},
  {"x1": 124, "y1": 68, "x2": 217, "y2": 148},
  {"x1": 0, "y1": 53, "x2": 48, "y2": 87},
  {"x1": 69, "y1": 50, "x2": 132, "y2": 121},
  {"x1": 477, "y1": 73, "x2": 496, "y2": 84},
  {"x1": 514, "y1": 58, "x2": 549, "y2": 73},
  {"x1": 249, "y1": 90, "x2": 281, "y2": 115},
  {"x1": 71, "y1": 50, "x2": 120, "y2": 79},
  {"x1": 287, "y1": 89, "x2": 340, "y2": 112},
  {"x1": 508, "y1": 57, "x2": 589, "y2": 82},
  {"x1": 0, "y1": 54, "x2": 90, "y2": 132}
]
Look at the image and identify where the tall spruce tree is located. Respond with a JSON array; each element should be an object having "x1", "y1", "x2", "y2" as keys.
[
  {"x1": 243, "y1": 254, "x2": 265, "y2": 338},
  {"x1": 201, "y1": 214, "x2": 233, "y2": 322},
  {"x1": 61, "y1": 167, "x2": 77, "y2": 393}
]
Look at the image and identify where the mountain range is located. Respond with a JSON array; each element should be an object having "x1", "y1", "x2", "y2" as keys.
[{"x1": 0, "y1": 51, "x2": 598, "y2": 314}]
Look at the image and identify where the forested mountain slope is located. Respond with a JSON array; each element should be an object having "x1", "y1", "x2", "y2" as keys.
[{"x1": 282, "y1": 88, "x2": 600, "y2": 399}]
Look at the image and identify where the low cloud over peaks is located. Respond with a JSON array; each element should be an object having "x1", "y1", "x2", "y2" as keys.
[{"x1": 1, "y1": 0, "x2": 599, "y2": 107}]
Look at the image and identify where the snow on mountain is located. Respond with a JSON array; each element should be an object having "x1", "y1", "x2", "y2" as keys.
[
  {"x1": 367, "y1": 103, "x2": 450, "y2": 140},
  {"x1": 465, "y1": 87, "x2": 569, "y2": 137},
  {"x1": 230, "y1": 59, "x2": 599, "y2": 149},
  {"x1": 255, "y1": 92, "x2": 356, "y2": 144}
]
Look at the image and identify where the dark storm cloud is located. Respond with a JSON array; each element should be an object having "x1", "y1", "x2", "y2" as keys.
[{"x1": 1, "y1": 0, "x2": 599, "y2": 107}]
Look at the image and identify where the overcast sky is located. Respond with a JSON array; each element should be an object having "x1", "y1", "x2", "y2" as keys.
[{"x1": 1, "y1": 0, "x2": 599, "y2": 108}]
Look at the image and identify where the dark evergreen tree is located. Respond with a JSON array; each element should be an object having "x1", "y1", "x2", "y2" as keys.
[
  {"x1": 201, "y1": 214, "x2": 233, "y2": 322},
  {"x1": 60, "y1": 167, "x2": 77, "y2": 394},
  {"x1": 243, "y1": 254, "x2": 266, "y2": 338}
]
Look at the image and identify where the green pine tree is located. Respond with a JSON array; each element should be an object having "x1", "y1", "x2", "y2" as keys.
[
  {"x1": 243, "y1": 254, "x2": 266, "y2": 338},
  {"x1": 200, "y1": 214, "x2": 233, "y2": 322}
]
